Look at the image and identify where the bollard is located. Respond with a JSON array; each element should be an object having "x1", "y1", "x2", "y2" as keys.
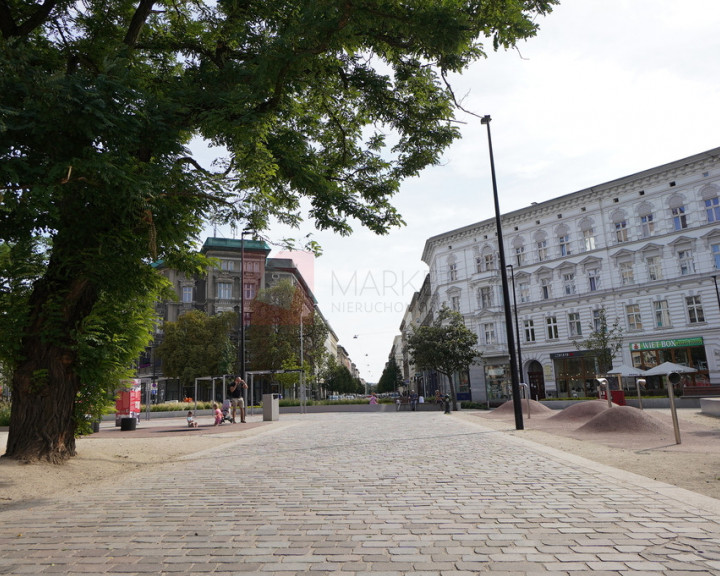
[{"x1": 443, "y1": 394, "x2": 451, "y2": 414}]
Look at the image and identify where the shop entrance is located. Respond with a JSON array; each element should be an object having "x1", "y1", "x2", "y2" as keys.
[{"x1": 526, "y1": 361, "x2": 546, "y2": 400}]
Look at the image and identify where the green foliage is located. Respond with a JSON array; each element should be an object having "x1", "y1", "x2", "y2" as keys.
[
  {"x1": 377, "y1": 357, "x2": 403, "y2": 394},
  {"x1": 156, "y1": 310, "x2": 237, "y2": 386},
  {"x1": 323, "y1": 362, "x2": 356, "y2": 395},
  {"x1": 247, "y1": 279, "x2": 327, "y2": 383},
  {"x1": 0, "y1": 402, "x2": 10, "y2": 426},
  {"x1": 571, "y1": 308, "x2": 624, "y2": 375},
  {"x1": 407, "y1": 305, "x2": 480, "y2": 409}
]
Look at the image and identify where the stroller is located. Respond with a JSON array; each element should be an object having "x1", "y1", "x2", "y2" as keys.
[{"x1": 220, "y1": 399, "x2": 233, "y2": 424}]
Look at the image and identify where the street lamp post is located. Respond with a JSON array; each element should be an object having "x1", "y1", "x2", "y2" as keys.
[
  {"x1": 506, "y1": 264, "x2": 523, "y2": 386},
  {"x1": 481, "y1": 115, "x2": 523, "y2": 430}
]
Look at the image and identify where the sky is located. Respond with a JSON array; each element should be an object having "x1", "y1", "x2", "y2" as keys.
[{"x1": 203, "y1": 0, "x2": 720, "y2": 384}]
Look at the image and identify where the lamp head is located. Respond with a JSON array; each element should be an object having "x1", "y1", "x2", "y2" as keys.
[
  {"x1": 668, "y1": 372, "x2": 681, "y2": 385},
  {"x1": 481, "y1": 115, "x2": 491, "y2": 125}
]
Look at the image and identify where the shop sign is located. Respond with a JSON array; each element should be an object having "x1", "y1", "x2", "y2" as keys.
[{"x1": 629, "y1": 337, "x2": 704, "y2": 351}]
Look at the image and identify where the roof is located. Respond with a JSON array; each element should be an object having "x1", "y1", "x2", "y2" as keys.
[{"x1": 201, "y1": 237, "x2": 271, "y2": 255}]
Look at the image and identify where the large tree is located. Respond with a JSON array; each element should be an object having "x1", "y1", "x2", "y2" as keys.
[
  {"x1": 0, "y1": 0, "x2": 555, "y2": 461},
  {"x1": 407, "y1": 305, "x2": 479, "y2": 410}
]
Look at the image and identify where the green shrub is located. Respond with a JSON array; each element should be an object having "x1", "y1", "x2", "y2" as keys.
[
  {"x1": 0, "y1": 401, "x2": 10, "y2": 426},
  {"x1": 460, "y1": 401, "x2": 488, "y2": 410}
]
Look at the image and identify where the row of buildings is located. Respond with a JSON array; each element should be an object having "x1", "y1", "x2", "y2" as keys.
[
  {"x1": 136, "y1": 238, "x2": 360, "y2": 403},
  {"x1": 392, "y1": 146, "x2": 720, "y2": 403}
]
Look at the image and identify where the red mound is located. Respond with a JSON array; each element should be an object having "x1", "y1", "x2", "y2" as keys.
[
  {"x1": 549, "y1": 400, "x2": 611, "y2": 422},
  {"x1": 488, "y1": 399, "x2": 552, "y2": 417},
  {"x1": 575, "y1": 405, "x2": 671, "y2": 434}
]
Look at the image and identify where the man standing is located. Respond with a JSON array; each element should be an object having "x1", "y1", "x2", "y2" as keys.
[{"x1": 229, "y1": 377, "x2": 248, "y2": 423}]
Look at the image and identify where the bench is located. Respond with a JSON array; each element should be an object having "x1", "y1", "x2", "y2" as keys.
[{"x1": 682, "y1": 385, "x2": 720, "y2": 398}]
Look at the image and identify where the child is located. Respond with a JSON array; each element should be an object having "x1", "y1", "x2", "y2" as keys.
[
  {"x1": 213, "y1": 402, "x2": 223, "y2": 426},
  {"x1": 187, "y1": 411, "x2": 198, "y2": 428}
]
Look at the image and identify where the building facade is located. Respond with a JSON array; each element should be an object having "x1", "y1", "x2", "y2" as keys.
[{"x1": 420, "y1": 147, "x2": 720, "y2": 403}]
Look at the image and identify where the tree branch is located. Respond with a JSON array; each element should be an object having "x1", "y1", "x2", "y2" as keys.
[
  {"x1": 124, "y1": 0, "x2": 156, "y2": 48},
  {"x1": 0, "y1": 0, "x2": 57, "y2": 39}
]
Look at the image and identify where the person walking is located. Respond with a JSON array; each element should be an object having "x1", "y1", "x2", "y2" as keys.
[{"x1": 229, "y1": 376, "x2": 248, "y2": 423}]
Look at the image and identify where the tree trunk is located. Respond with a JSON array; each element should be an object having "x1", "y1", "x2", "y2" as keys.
[{"x1": 3, "y1": 271, "x2": 98, "y2": 463}]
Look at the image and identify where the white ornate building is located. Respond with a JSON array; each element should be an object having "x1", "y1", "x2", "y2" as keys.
[{"x1": 420, "y1": 147, "x2": 720, "y2": 403}]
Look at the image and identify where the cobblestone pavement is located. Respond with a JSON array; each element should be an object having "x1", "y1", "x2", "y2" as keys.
[{"x1": 2, "y1": 411, "x2": 720, "y2": 575}]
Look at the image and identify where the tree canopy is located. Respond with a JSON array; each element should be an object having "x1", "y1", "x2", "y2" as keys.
[
  {"x1": 406, "y1": 305, "x2": 479, "y2": 410},
  {"x1": 377, "y1": 356, "x2": 403, "y2": 394},
  {"x1": 0, "y1": 0, "x2": 556, "y2": 461},
  {"x1": 156, "y1": 309, "x2": 237, "y2": 387}
]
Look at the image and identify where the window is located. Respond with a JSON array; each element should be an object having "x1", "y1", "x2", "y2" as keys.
[
  {"x1": 537, "y1": 240, "x2": 548, "y2": 262},
  {"x1": 582, "y1": 228, "x2": 596, "y2": 251},
  {"x1": 451, "y1": 295, "x2": 460, "y2": 311},
  {"x1": 448, "y1": 263, "x2": 457, "y2": 281},
  {"x1": 562, "y1": 273, "x2": 576, "y2": 295},
  {"x1": 524, "y1": 319, "x2": 535, "y2": 343},
  {"x1": 672, "y1": 206, "x2": 687, "y2": 230},
  {"x1": 654, "y1": 300, "x2": 670, "y2": 328},
  {"x1": 678, "y1": 250, "x2": 695, "y2": 276},
  {"x1": 706, "y1": 197, "x2": 720, "y2": 223},
  {"x1": 244, "y1": 282, "x2": 256, "y2": 300},
  {"x1": 484, "y1": 323, "x2": 496, "y2": 345},
  {"x1": 217, "y1": 282, "x2": 232, "y2": 299},
  {"x1": 646, "y1": 256, "x2": 663, "y2": 281},
  {"x1": 713, "y1": 243, "x2": 720, "y2": 270},
  {"x1": 559, "y1": 234, "x2": 572, "y2": 256},
  {"x1": 568, "y1": 312, "x2": 582, "y2": 337},
  {"x1": 484, "y1": 253, "x2": 495, "y2": 271},
  {"x1": 182, "y1": 286, "x2": 193, "y2": 303},
  {"x1": 546, "y1": 316, "x2": 559, "y2": 340},
  {"x1": 514, "y1": 246, "x2": 525, "y2": 266},
  {"x1": 518, "y1": 282, "x2": 530, "y2": 303},
  {"x1": 640, "y1": 213, "x2": 654, "y2": 238},
  {"x1": 479, "y1": 286, "x2": 493, "y2": 308},
  {"x1": 614, "y1": 220, "x2": 628, "y2": 243},
  {"x1": 588, "y1": 269, "x2": 601, "y2": 292},
  {"x1": 592, "y1": 309, "x2": 602, "y2": 331},
  {"x1": 221, "y1": 259, "x2": 234, "y2": 271},
  {"x1": 619, "y1": 262, "x2": 634, "y2": 285},
  {"x1": 540, "y1": 278, "x2": 551, "y2": 300},
  {"x1": 686, "y1": 296, "x2": 704, "y2": 323},
  {"x1": 626, "y1": 304, "x2": 643, "y2": 330}
]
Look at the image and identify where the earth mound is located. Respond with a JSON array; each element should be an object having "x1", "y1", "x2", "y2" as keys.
[
  {"x1": 488, "y1": 399, "x2": 552, "y2": 417},
  {"x1": 549, "y1": 400, "x2": 611, "y2": 422},
  {"x1": 575, "y1": 405, "x2": 671, "y2": 434}
]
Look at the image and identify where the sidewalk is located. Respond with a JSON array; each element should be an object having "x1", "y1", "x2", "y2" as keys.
[{"x1": 1, "y1": 411, "x2": 719, "y2": 575}]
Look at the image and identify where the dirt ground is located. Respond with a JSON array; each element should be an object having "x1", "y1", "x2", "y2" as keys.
[
  {"x1": 465, "y1": 400, "x2": 720, "y2": 501},
  {"x1": 1, "y1": 403, "x2": 719, "y2": 508}
]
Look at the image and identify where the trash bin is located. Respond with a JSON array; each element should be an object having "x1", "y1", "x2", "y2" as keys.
[
  {"x1": 120, "y1": 417, "x2": 137, "y2": 431},
  {"x1": 263, "y1": 393, "x2": 280, "y2": 421}
]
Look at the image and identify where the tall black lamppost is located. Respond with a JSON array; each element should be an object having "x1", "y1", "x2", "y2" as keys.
[
  {"x1": 713, "y1": 276, "x2": 720, "y2": 313},
  {"x1": 239, "y1": 230, "x2": 249, "y2": 381},
  {"x1": 481, "y1": 115, "x2": 523, "y2": 430},
  {"x1": 506, "y1": 264, "x2": 523, "y2": 384}
]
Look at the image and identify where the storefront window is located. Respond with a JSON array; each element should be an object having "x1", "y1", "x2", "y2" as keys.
[
  {"x1": 630, "y1": 338, "x2": 708, "y2": 392},
  {"x1": 551, "y1": 350, "x2": 601, "y2": 398},
  {"x1": 485, "y1": 363, "x2": 510, "y2": 402}
]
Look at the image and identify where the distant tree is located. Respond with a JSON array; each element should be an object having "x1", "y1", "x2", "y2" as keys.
[
  {"x1": 407, "y1": 305, "x2": 479, "y2": 410},
  {"x1": 247, "y1": 280, "x2": 326, "y2": 384},
  {"x1": 572, "y1": 308, "x2": 624, "y2": 375},
  {"x1": 156, "y1": 310, "x2": 237, "y2": 389},
  {"x1": 324, "y1": 363, "x2": 356, "y2": 395},
  {"x1": 377, "y1": 357, "x2": 403, "y2": 394}
]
